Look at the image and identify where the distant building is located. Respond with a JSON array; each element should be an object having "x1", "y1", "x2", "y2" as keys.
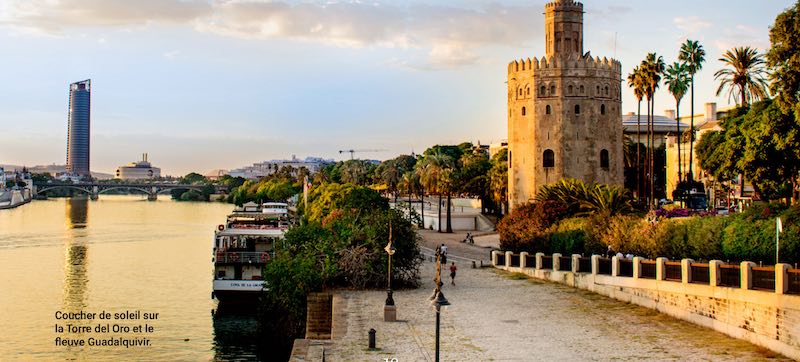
[
  {"x1": 66, "y1": 80, "x2": 91, "y2": 177},
  {"x1": 229, "y1": 155, "x2": 334, "y2": 180},
  {"x1": 489, "y1": 140, "x2": 508, "y2": 159},
  {"x1": 205, "y1": 169, "x2": 228, "y2": 181},
  {"x1": 623, "y1": 111, "x2": 691, "y2": 149},
  {"x1": 664, "y1": 102, "x2": 745, "y2": 203},
  {"x1": 115, "y1": 154, "x2": 161, "y2": 180}
]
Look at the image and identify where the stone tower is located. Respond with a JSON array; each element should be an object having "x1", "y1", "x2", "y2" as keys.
[{"x1": 507, "y1": 0, "x2": 623, "y2": 210}]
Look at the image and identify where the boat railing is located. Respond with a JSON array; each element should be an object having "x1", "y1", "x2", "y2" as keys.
[
  {"x1": 227, "y1": 224, "x2": 288, "y2": 231},
  {"x1": 215, "y1": 251, "x2": 276, "y2": 263}
]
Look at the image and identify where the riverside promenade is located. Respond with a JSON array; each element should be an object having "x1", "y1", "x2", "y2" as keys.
[{"x1": 315, "y1": 232, "x2": 788, "y2": 361}]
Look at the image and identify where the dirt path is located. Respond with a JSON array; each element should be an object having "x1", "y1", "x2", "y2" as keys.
[{"x1": 321, "y1": 236, "x2": 787, "y2": 361}]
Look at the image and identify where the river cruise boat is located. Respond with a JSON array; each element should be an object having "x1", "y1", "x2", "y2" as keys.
[{"x1": 212, "y1": 202, "x2": 289, "y2": 303}]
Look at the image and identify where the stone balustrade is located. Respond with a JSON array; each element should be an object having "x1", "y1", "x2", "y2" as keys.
[{"x1": 490, "y1": 250, "x2": 800, "y2": 360}]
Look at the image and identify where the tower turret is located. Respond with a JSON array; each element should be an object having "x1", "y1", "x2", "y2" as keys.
[{"x1": 545, "y1": 0, "x2": 584, "y2": 58}]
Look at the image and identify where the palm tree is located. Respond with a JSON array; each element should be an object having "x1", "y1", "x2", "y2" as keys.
[
  {"x1": 663, "y1": 62, "x2": 690, "y2": 185},
  {"x1": 627, "y1": 66, "x2": 646, "y2": 201},
  {"x1": 488, "y1": 149, "x2": 509, "y2": 215},
  {"x1": 714, "y1": 46, "x2": 770, "y2": 107},
  {"x1": 415, "y1": 153, "x2": 453, "y2": 232},
  {"x1": 679, "y1": 39, "x2": 706, "y2": 183},
  {"x1": 641, "y1": 53, "x2": 665, "y2": 209},
  {"x1": 380, "y1": 160, "x2": 402, "y2": 203}
]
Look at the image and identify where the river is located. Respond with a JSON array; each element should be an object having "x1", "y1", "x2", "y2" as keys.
[{"x1": 0, "y1": 196, "x2": 266, "y2": 361}]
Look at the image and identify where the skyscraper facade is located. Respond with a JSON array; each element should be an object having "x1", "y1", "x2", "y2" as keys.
[{"x1": 66, "y1": 79, "x2": 91, "y2": 176}]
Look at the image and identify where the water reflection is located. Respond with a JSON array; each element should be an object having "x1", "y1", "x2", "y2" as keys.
[
  {"x1": 64, "y1": 197, "x2": 90, "y2": 310},
  {"x1": 63, "y1": 197, "x2": 90, "y2": 359}
]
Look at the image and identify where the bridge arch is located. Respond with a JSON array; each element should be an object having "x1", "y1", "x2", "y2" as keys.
[{"x1": 36, "y1": 185, "x2": 93, "y2": 195}]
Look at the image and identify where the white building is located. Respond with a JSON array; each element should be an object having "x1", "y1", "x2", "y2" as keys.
[
  {"x1": 229, "y1": 155, "x2": 333, "y2": 180},
  {"x1": 115, "y1": 154, "x2": 161, "y2": 180}
]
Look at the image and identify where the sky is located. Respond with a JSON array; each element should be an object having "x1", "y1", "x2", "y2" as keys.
[{"x1": 0, "y1": 0, "x2": 793, "y2": 176}]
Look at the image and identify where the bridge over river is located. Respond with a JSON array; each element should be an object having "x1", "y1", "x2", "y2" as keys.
[{"x1": 33, "y1": 182, "x2": 227, "y2": 201}]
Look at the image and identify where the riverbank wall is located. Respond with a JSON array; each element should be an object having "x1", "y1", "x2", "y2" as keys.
[{"x1": 492, "y1": 251, "x2": 800, "y2": 360}]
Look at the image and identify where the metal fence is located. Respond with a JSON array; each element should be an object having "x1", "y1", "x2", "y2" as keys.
[
  {"x1": 640, "y1": 260, "x2": 657, "y2": 279},
  {"x1": 719, "y1": 264, "x2": 741, "y2": 288},
  {"x1": 789, "y1": 269, "x2": 800, "y2": 294},
  {"x1": 690, "y1": 263, "x2": 710, "y2": 285},
  {"x1": 578, "y1": 257, "x2": 592, "y2": 273},
  {"x1": 597, "y1": 258, "x2": 612, "y2": 275},
  {"x1": 541, "y1": 256, "x2": 553, "y2": 270},
  {"x1": 751, "y1": 266, "x2": 775, "y2": 291},
  {"x1": 665, "y1": 262, "x2": 682, "y2": 281},
  {"x1": 510, "y1": 254, "x2": 520, "y2": 267},
  {"x1": 558, "y1": 256, "x2": 572, "y2": 272},
  {"x1": 525, "y1": 254, "x2": 536, "y2": 268},
  {"x1": 618, "y1": 259, "x2": 634, "y2": 277}
]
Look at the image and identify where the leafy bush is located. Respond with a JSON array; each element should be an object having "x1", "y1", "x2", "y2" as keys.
[{"x1": 497, "y1": 201, "x2": 567, "y2": 252}]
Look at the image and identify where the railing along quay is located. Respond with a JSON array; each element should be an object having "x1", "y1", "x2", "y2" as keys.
[{"x1": 491, "y1": 250, "x2": 799, "y2": 295}]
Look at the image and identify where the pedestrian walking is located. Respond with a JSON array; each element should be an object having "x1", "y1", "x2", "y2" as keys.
[
  {"x1": 440, "y1": 243, "x2": 448, "y2": 264},
  {"x1": 449, "y1": 262, "x2": 457, "y2": 286}
]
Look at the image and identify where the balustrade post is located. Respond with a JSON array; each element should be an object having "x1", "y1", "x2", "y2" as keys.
[
  {"x1": 520, "y1": 252, "x2": 529, "y2": 268},
  {"x1": 591, "y1": 255, "x2": 600, "y2": 275},
  {"x1": 505, "y1": 251, "x2": 513, "y2": 269},
  {"x1": 740, "y1": 261, "x2": 755, "y2": 290},
  {"x1": 633, "y1": 257, "x2": 643, "y2": 279},
  {"x1": 553, "y1": 253, "x2": 562, "y2": 271},
  {"x1": 535, "y1": 252, "x2": 544, "y2": 270},
  {"x1": 709, "y1": 260, "x2": 722, "y2": 286},
  {"x1": 776, "y1": 263, "x2": 791, "y2": 295},
  {"x1": 656, "y1": 257, "x2": 668, "y2": 281},
  {"x1": 571, "y1": 254, "x2": 581, "y2": 273},
  {"x1": 491, "y1": 251, "x2": 500, "y2": 267},
  {"x1": 611, "y1": 256, "x2": 620, "y2": 276},
  {"x1": 681, "y1": 259, "x2": 694, "y2": 284}
]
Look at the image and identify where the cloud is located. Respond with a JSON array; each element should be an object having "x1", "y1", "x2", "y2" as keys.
[
  {"x1": 713, "y1": 24, "x2": 769, "y2": 52},
  {"x1": 673, "y1": 16, "x2": 713, "y2": 35},
  {"x1": 0, "y1": 0, "x2": 541, "y2": 69}
]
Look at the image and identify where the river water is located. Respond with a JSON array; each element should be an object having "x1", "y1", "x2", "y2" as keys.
[{"x1": 0, "y1": 196, "x2": 265, "y2": 361}]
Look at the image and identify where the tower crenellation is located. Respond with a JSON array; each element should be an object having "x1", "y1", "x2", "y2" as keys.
[{"x1": 507, "y1": 1, "x2": 623, "y2": 210}]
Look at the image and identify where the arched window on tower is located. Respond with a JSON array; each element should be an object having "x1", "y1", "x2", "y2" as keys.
[
  {"x1": 540, "y1": 86, "x2": 546, "y2": 97},
  {"x1": 568, "y1": 85, "x2": 573, "y2": 95},
  {"x1": 596, "y1": 85, "x2": 600, "y2": 95},
  {"x1": 574, "y1": 105, "x2": 581, "y2": 114},
  {"x1": 546, "y1": 105, "x2": 552, "y2": 115},
  {"x1": 600, "y1": 149, "x2": 610, "y2": 169},
  {"x1": 551, "y1": 85, "x2": 556, "y2": 95},
  {"x1": 509, "y1": 151, "x2": 512, "y2": 167},
  {"x1": 600, "y1": 104, "x2": 606, "y2": 115},
  {"x1": 543, "y1": 149, "x2": 555, "y2": 168},
  {"x1": 580, "y1": 85, "x2": 585, "y2": 94},
  {"x1": 605, "y1": 86, "x2": 609, "y2": 96},
  {"x1": 521, "y1": 107, "x2": 526, "y2": 116},
  {"x1": 526, "y1": 87, "x2": 530, "y2": 96}
]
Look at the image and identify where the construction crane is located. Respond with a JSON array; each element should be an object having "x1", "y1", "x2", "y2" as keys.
[{"x1": 338, "y1": 149, "x2": 387, "y2": 160}]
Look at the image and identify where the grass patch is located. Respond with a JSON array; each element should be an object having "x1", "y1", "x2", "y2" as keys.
[{"x1": 506, "y1": 272, "x2": 529, "y2": 280}]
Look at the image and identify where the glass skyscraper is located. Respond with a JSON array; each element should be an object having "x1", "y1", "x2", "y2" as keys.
[{"x1": 66, "y1": 79, "x2": 91, "y2": 176}]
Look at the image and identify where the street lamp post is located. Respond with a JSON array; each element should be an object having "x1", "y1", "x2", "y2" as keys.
[
  {"x1": 430, "y1": 252, "x2": 450, "y2": 362},
  {"x1": 384, "y1": 222, "x2": 397, "y2": 322}
]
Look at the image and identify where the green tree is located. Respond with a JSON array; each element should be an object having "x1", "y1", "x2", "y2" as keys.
[
  {"x1": 714, "y1": 46, "x2": 770, "y2": 107},
  {"x1": 767, "y1": 1, "x2": 800, "y2": 114},
  {"x1": 664, "y1": 62, "x2": 690, "y2": 184},
  {"x1": 180, "y1": 172, "x2": 207, "y2": 184},
  {"x1": 488, "y1": 149, "x2": 509, "y2": 215},
  {"x1": 641, "y1": 53, "x2": 665, "y2": 209},
  {"x1": 679, "y1": 39, "x2": 706, "y2": 182}
]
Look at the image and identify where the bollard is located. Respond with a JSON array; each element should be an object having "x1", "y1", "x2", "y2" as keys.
[
  {"x1": 368, "y1": 328, "x2": 376, "y2": 349},
  {"x1": 472, "y1": 260, "x2": 477, "y2": 269}
]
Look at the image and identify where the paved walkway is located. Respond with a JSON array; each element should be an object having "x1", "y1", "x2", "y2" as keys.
[{"x1": 322, "y1": 235, "x2": 788, "y2": 361}]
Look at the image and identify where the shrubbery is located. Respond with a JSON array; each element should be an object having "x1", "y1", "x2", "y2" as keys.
[{"x1": 499, "y1": 197, "x2": 800, "y2": 264}]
